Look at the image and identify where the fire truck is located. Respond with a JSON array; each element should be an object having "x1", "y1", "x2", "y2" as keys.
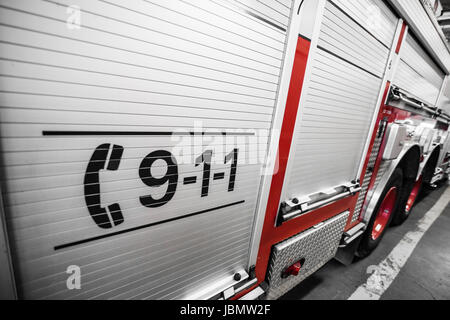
[{"x1": 0, "y1": 0, "x2": 449, "y2": 300}]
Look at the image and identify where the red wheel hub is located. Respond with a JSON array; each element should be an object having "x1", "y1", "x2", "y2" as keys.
[
  {"x1": 405, "y1": 176, "x2": 422, "y2": 214},
  {"x1": 372, "y1": 187, "x2": 397, "y2": 241}
]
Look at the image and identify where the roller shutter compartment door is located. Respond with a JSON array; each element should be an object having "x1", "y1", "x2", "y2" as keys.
[
  {"x1": 393, "y1": 34, "x2": 445, "y2": 106},
  {"x1": 283, "y1": 0, "x2": 397, "y2": 202},
  {"x1": 390, "y1": 0, "x2": 450, "y2": 72},
  {"x1": 0, "y1": 0, "x2": 293, "y2": 299},
  {"x1": 331, "y1": 0, "x2": 398, "y2": 48}
]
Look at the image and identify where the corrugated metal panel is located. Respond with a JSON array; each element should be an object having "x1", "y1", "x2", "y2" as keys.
[
  {"x1": 266, "y1": 211, "x2": 349, "y2": 300},
  {"x1": 284, "y1": 0, "x2": 394, "y2": 200},
  {"x1": 401, "y1": 36, "x2": 445, "y2": 89},
  {"x1": 318, "y1": 1, "x2": 392, "y2": 78},
  {"x1": 389, "y1": 0, "x2": 450, "y2": 74},
  {"x1": 393, "y1": 61, "x2": 441, "y2": 105},
  {"x1": 393, "y1": 34, "x2": 445, "y2": 105},
  {"x1": 286, "y1": 48, "x2": 383, "y2": 198},
  {"x1": 351, "y1": 122, "x2": 386, "y2": 223},
  {"x1": 360, "y1": 159, "x2": 391, "y2": 221},
  {"x1": 220, "y1": 0, "x2": 291, "y2": 29},
  {"x1": 372, "y1": 160, "x2": 391, "y2": 193},
  {"x1": 331, "y1": 0, "x2": 398, "y2": 47},
  {"x1": 0, "y1": 0, "x2": 293, "y2": 299}
]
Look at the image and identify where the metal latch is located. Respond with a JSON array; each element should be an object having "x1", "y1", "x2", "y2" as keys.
[
  {"x1": 278, "y1": 182, "x2": 361, "y2": 225},
  {"x1": 388, "y1": 86, "x2": 450, "y2": 124},
  {"x1": 389, "y1": 87, "x2": 438, "y2": 115}
]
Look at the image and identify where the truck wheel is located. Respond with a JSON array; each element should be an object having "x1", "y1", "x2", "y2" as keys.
[
  {"x1": 392, "y1": 175, "x2": 422, "y2": 226},
  {"x1": 357, "y1": 168, "x2": 403, "y2": 258}
]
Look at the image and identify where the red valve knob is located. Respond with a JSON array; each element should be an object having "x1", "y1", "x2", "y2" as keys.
[{"x1": 283, "y1": 261, "x2": 302, "y2": 278}]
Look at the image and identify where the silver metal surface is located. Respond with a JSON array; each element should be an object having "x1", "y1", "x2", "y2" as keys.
[
  {"x1": 248, "y1": 0, "x2": 314, "y2": 274},
  {"x1": 0, "y1": 190, "x2": 17, "y2": 300},
  {"x1": 431, "y1": 168, "x2": 444, "y2": 184},
  {"x1": 420, "y1": 129, "x2": 437, "y2": 154},
  {"x1": 434, "y1": 74, "x2": 448, "y2": 114},
  {"x1": 393, "y1": 33, "x2": 446, "y2": 106},
  {"x1": 356, "y1": 19, "x2": 407, "y2": 183},
  {"x1": 266, "y1": 211, "x2": 349, "y2": 300},
  {"x1": 388, "y1": 88, "x2": 441, "y2": 116},
  {"x1": 239, "y1": 286, "x2": 265, "y2": 300},
  {"x1": 372, "y1": 161, "x2": 392, "y2": 198},
  {"x1": 0, "y1": 0, "x2": 294, "y2": 300},
  {"x1": 393, "y1": 61, "x2": 442, "y2": 106},
  {"x1": 341, "y1": 221, "x2": 365, "y2": 246},
  {"x1": 342, "y1": 230, "x2": 365, "y2": 246},
  {"x1": 344, "y1": 222, "x2": 365, "y2": 238},
  {"x1": 395, "y1": 92, "x2": 429, "y2": 110},
  {"x1": 438, "y1": 129, "x2": 450, "y2": 166},
  {"x1": 283, "y1": 49, "x2": 383, "y2": 200},
  {"x1": 281, "y1": 0, "x2": 396, "y2": 204},
  {"x1": 439, "y1": 76, "x2": 450, "y2": 115},
  {"x1": 383, "y1": 124, "x2": 408, "y2": 160},
  {"x1": 331, "y1": 0, "x2": 398, "y2": 47},
  {"x1": 319, "y1": 1, "x2": 392, "y2": 78},
  {"x1": 282, "y1": 182, "x2": 360, "y2": 223},
  {"x1": 187, "y1": 270, "x2": 249, "y2": 300},
  {"x1": 351, "y1": 121, "x2": 387, "y2": 223},
  {"x1": 362, "y1": 144, "x2": 419, "y2": 224},
  {"x1": 388, "y1": 0, "x2": 450, "y2": 73},
  {"x1": 234, "y1": 278, "x2": 258, "y2": 296}
]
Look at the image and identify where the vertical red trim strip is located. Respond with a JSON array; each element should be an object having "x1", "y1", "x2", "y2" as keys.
[
  {"x1": 395, "y1": 22, "x2": 407, "y2": 54},
  {"x1": 255, "y1": 37, "x2": 311, "y2": 281}
]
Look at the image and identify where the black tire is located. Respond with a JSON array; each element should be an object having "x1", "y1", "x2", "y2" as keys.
[
  {"x1": 391, "y1": 176, "x2": 422, "y2": 226},
  {"x1": 357, "y1": 168, "x2": 403, "y2": 258}
]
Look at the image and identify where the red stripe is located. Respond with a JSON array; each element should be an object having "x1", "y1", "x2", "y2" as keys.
[
  {"x1": 255, "y1": 36, "x2": 310, "y2": 281},
  {"x1": 230, "y1": 284, "x2": 258, "y2": 300},
  {"x1": 395, "y1": 22, "x2": 407, "y2": 54}
]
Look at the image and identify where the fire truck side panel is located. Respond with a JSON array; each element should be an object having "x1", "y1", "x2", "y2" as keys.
[
  {"x1": 281, "y1": 0, "x2": 397, "y2": 203},
  {"x1": 254, "y1": 0, "x2": 450, "y2": 299},
  {"x1": 349, "y1": 21, "x2": 409, "y2": 225},
  {"x1": 393, "y1": 34, "x2": 446, "y2": 105},
  {"x1": 248, "y1": 0, "x2": 307, "y2": 269},
  {"x1": 389, "y1": 0, "x2": 450, "y2": 72},
  {"x1": 0, "y1": 0, "x2": 450, "y2": 301},
  {"x1": 283, "y1": 1, "x2": 396, "y2": 204},
  {"x1": 256, "y1": 0, "x2": 403, "y2": 300},
  {"x1": 362, "y1": 0, "x2": 450, "y2": 227},
  {"x1": 0, "y1": 0, "x2": 295, "y2": 299},
  {"x1": 331, "y1": 0, "x2": 398, "y2": 48}
]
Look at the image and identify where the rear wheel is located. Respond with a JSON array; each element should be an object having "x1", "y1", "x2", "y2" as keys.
[
  {"x1": 357, "y1": 168, "x2": 403, "y2": 258},
  {"x1": 392, "y1": 175, "x2": 422, "y2": 226}
]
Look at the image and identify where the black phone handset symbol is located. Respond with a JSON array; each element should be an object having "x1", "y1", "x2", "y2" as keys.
[{"x1": 84, "y1": 144, "x2": 125, "y2": 229}]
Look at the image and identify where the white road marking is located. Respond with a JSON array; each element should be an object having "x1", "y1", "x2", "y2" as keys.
[{"x1": 348, "y1": 187, "x2": 450, "y2": 300}]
